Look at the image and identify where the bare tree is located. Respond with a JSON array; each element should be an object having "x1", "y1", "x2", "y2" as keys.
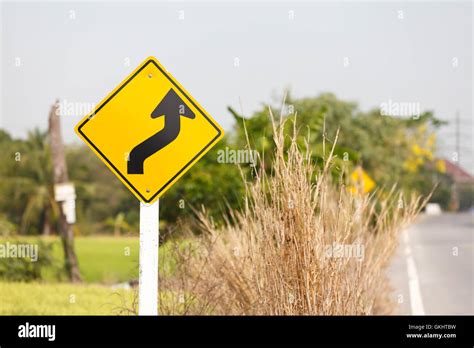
[{"x1": 48, "y1": 100, "x2": 82, "y2": 283}]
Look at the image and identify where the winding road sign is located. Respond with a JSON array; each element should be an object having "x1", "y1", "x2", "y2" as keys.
[{"x1": 75, "y1": 56, "x2": 224, "y2": 203}]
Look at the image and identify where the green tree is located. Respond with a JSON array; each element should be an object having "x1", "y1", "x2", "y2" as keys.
[
  {"x1": 159, "y1": 137, "x2": 244, "y2": 231},
  {"x1": 0, "y1": 129, "x2": 59, "y2": 235},
  {"x1": 228, "y1": 92, "x2": 445, "y2": 199}
]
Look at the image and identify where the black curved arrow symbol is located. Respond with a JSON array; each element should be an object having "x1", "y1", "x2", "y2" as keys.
[{"x1": 127, "y1": 89, "x2": 195, "y2": 174}]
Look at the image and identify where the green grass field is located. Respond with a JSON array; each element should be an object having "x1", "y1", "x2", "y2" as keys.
[
  {"x1": 0, "y1": 281, "x2": 135, "y2": 315},
  {"x1": 1, "y1": 236, "x2": 181, "y2": 283},
  {"x1": 1, "y1": 236, "x2": 141, "y2": 283},
  {"x1": 53, "y1": 236, "x2": 141, "y2": 283},
  {"x1": 0, "y1": 236, "x2": 182, "y2": 314}
]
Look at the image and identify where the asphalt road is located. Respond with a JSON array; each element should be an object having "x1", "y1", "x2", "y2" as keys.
[{"x1": 389, "y1": 212, "x2": 474, "y2": 315}]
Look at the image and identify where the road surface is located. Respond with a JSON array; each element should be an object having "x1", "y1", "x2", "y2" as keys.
[{"x1": 389, "y1": 212, "x2": 473, "y2": 315}]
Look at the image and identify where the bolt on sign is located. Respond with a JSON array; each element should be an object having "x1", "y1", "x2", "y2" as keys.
[{"x1": 75, "y1": 57, "x2": 224, "y2": 203}]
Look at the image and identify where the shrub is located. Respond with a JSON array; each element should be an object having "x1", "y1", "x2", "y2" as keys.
[
  {"x1": 157, "y1": 112, "x2": 424, "y2": 315},
  {"x1": 0, "y1": 239, "x2": 58, "y2": 281}
]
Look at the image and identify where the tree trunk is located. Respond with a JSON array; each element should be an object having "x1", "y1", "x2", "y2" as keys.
[
  {"x1": 42, "y1": 210, "x2": 51, "y2": 236},
  {"x1": 48, "y1": 100, "x2": 82, "y2": 283},
  {"x1": 114, "y1": 222, "x2": 120, "y2": 237}
]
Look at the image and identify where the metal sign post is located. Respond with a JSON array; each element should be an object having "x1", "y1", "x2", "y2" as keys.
[{"x1": 138, "y1": 200, "x2": 159, "y2": 315}]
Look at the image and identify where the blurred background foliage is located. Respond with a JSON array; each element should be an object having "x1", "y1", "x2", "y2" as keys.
[{"x1": 0, "y1": 92, "x2": 462, "y2": 238}]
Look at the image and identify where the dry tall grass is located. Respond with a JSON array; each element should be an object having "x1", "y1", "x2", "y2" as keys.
[{"x1": 157, "y1": 111, "x2": 423, "y2": 315}]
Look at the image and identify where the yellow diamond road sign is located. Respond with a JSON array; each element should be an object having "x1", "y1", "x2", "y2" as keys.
[
  {"x1": 75, "y1": 57, "x2": 224, "y2": 203},
  {"x1": 349, "y1": 166, "x2": 376, "y2": 194}
]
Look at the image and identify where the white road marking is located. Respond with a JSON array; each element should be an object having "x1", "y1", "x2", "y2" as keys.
[{"x1": 403, "y1": 228, "x2": 425, "y2": 315}]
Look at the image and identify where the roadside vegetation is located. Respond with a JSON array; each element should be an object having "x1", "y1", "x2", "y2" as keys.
[
  {"x1": 0, "y1": 236, "x2": 140, "y2": 283},
  {"x1": 0, "y1": 92, "x2": 457, "y2": 315},
  {"x1": 0, "y1": 93, "x2": 450, "y2": 238},
  {"x1": 156, "y1": 113, "x2": 424, "y2": 315}
]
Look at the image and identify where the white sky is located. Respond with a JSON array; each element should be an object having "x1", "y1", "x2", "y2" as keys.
[{"x1": 1, "y1": 0, "x2": 472, "y2": 172}]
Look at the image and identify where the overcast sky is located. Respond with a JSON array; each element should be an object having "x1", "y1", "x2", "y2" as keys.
[{"x1": 1, "y1": 0, "x2": 472, "y2": 171}]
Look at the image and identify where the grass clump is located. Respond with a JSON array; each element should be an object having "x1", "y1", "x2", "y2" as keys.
[{"x1": 158, "y1": 110, "x2": 423, "y2": 315}]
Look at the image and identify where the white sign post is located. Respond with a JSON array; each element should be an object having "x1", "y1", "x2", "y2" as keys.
[
  {"x1": 138, "y1": 199, "x2": 159, "y2": 315},
  {"x1": 73, "y1": 56, "x2": 224, "y2": 315}
]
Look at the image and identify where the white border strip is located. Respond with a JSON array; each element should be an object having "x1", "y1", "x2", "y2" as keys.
[{"x1": 403, "y1": 229, "x2": 425, "y2": 315}]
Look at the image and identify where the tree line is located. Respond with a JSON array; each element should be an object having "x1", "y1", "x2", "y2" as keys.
[{"x1": 0, "y1": 92, "x2": 453, "y2": 238}]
